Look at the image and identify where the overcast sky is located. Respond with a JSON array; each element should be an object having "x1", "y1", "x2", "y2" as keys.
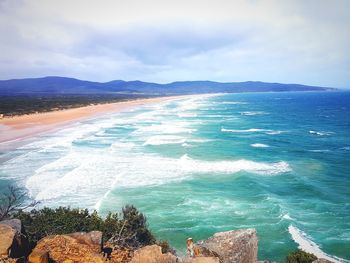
[{"x1": 0, "y1": 0, "x2": 349, "y2": 87}]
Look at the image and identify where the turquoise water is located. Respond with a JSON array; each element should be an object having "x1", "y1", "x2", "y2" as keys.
[{"x1": 0, "y1": 92, "x2": 349, "y2": 262}]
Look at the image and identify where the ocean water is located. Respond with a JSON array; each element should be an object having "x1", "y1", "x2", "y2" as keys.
[{"x1": 0, "y1": 91, "x2": 349, "y2": 262}]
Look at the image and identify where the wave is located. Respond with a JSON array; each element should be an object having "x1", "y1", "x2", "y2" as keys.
[
  {"x1": 25, "y1": 151, "x2": 291, "y2": 206},
  {"x1": 240, "y1": 111, "x2": 268, "y2": 116},
  {"x1": 133, "y1": 122, "x2": 197, "y2": 134},
  {"x1": 308, "y1": 149, "x2": 331, "y2": 153},
  {"x1": 221, "y1": 128, "x2": 283, "y2": 135},
  {"x1": 179, "y1": 154, "x2": 291, "y2": 176},
  {"x1": 309, "y1": 130, "x2": 334, "y2": 136},
  {"x1": 221, "y1": 128, "x2": 268, "y2": 133},
  {"x1": 281, "y1": 213, "x2": 293, "y2": 220},
  {"x1": 288, "y1": 225, "x2": 348, "y2": 263},
  {"x1": 177, "y1": 112, "x2": 198, "y2": 118},
  {"x1": 251, "y1": 143, "x2": 270, "y2": 148},
  {"x1": 221, "y1": 101, "x2": 247, "y2": 105},
  {"x1": 340, "y1": 146, "x2": 350, "y2": 151},
  {"x1": 143, "y1": 135, "x2": 186, "y2": 146}
]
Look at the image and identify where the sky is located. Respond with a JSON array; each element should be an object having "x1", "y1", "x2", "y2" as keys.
[{"x1": 0, "y1": 0, "x2": 349, "y2": 88}]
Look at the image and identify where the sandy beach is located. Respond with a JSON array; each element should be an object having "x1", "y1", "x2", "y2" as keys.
[{"x1": 0, "y1": 95, "x2": 188, "y2": 145}]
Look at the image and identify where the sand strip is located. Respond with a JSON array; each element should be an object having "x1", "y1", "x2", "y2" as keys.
[{"x1": 0, "y1": 95, "x2": 189, "y2": 145}]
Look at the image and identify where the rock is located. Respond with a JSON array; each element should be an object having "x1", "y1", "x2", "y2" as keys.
[
  {"x1": 130, "y1": 245, "x2": 177, "y2": 263},
  {"x1": 32, "y1": 233, "x2": 105, "y2": 263},
  {"x1": 0, "y1": 257, "x2": 18, "y2": 263},
  {"x1": 312, "y1": 259, "x2": 335, "y2": 263},
  {"x1": 28, "y1": 249, "x2": 49, "y2": 263},
  {"x1": 66, "y1": 231, "x2": 102, "y2": 253},
  {"x1": 181, "y1": 257, "x2": 220, "y2": 263},
  {"x1": 196, "y1": 228, "x2": 258, "y2": 263},
  {"x1": 0, "y1": 224, "x2": 15, "y2": 257},
  {"x1": 109, "y1": 247, "x2": 134, "y2": 263},
  {"x1": 0, "y1": 219, "x2": 30, "y2": 258}
]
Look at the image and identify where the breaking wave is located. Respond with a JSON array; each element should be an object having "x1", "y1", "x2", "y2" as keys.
[{"x1": 288, "y1": 225, "x2": 349, "y2": 263}]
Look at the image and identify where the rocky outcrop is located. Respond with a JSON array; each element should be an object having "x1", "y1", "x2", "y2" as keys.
[
  {"x1": 66, "y1": 231, "x2": 102, "y2": 253},
  {"x1": 0, "y1": 224, "x2": 15, "y2": 257},
  {"x1": 109, "y1": 247, "x2": 134, "y2": 263},
  {"x1": 28, "y1": 249, "x2": 49, "y2": 263},
  {"x1": 29, "y1": 231, "x2": 104, "y2": 263},
  {"x1": 130, "y1": 245, "x2": 177, "y2": 263},
  {"x1": 0, "y1": 219, "x2": 30, "y2": 259},
  {"x1": 182, "y1": 257, "x2": 220, "y2": 263},
  {"x1": 196, "y1": 229, "x2": 258, "y2": 263}
]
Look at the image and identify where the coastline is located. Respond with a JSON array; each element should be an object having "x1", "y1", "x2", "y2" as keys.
[{"x1": 0, "y1": 95, "x2": 189, "y2": 145}]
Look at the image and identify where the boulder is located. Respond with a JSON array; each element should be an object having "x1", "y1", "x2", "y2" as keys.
[
  {"x1": 32, "y1": 233, "x2": 104, "y2": 263},
  {"x1": 109, "y1": 247, "x2": 134, "y2": 263},
  {"x1": 0, "y1": 219, "x2": 30, "y2": 258},
  {"x1": 130, "y1": 245, "x2": 177, "y2": 263},
  {"x1": 66, "y1": 231, "x2": 102, "y2": 253},
  {"x1": 28, "y1": 249, "x2": 49, "y2": 263},
  {"x1": 0, "y1": 224, "x2": 15, "y2": 257},
  {"x1": 196, "y1": 228, "x2": 258, "y2": 263},
  {"x1": 181, "y1": 257, "x2": 220, "y2": 263}
]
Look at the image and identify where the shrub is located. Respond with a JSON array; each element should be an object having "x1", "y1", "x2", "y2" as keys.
[
  {"x1": 14, "y1": 205, "x2": 155, "y2": 249},
  {"x1": 286, "y1": 249, "x2": 317, "y2": 263}
]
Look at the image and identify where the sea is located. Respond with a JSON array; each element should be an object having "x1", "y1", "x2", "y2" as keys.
[{"x1": 0, "y1": 91, "x2": 349, "y2": 262}]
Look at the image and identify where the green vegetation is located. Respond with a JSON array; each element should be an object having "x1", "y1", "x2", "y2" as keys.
[
  {"x1": 286, "y1": 249, "x2": 317, "y2": 263},
  {"x1": 0, "y1": 94, "x2": 154, "y2": 117},
  {"x1": 14, "y1": 205, "x2": 156, "y2": 249},
  {"x1": 1, "y1": 185, "x2": 169, "y2": 253}
]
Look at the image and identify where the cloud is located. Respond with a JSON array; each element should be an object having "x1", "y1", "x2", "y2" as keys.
[{"x1": 0, "y1": 0, "x2": 349, "y2": 87}]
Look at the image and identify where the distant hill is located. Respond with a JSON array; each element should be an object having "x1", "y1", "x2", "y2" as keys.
[{"x1": 0, "y1": 76, "x2": 335, "y2": 95}]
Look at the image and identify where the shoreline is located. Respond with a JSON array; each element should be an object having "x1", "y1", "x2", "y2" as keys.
[{"x1": 0, "y1": 95, "x2": 190, "y2": 146}]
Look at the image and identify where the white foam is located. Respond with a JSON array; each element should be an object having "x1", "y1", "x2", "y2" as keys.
[
  {"x1": 308, "y1": 149, "x2": 331, "y2": 153},
  {"x1": 221, "y1": 101, "x2": 247, "y2": 105},
  {"x1": 265, "y1": 130, "x2": 284, "y2": 135},
  {"x1": 288, "y1": 225, "x2": 348, "y2": 263},
  {"x1": 221, "y1": 128, "x2": 268, "y2": 133},
  {"x1": 240, "y1": 111, "x2": 268, "y2": 116},
  {"x1": 178, "y1": 154, "x2": 291, "y2": 176},
  {"x1": 144, "y1": 135, "x2": 186, "y2": 146},
  {"x1": 177, "y1": 112, "x2": 198, "y2": 118},
  {"x1": 133, "y1": 123, "x2": 197, "y2": 134},
  {"x1": 24, "y1": 149, "x2": 292, "y2": 208},
  {"x1": 251, "y1": 143, "x2": 270, "y2": 148},
  {"x1": 280, "y1": 213, "x2": 293, "y2": 220},
  {"x1": 309, "y1": 130, "x2": 334, "y2": 136}
]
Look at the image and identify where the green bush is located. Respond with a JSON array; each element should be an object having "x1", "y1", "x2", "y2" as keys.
[
  {"x1": 14, "y1": 205, "x2": 155, "y2": 249},
  {"x1": 286, "y1": 249, "x2": 317, "y2": 263}
]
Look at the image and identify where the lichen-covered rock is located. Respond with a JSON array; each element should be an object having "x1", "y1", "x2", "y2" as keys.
[
  {"x1": 28, "y1": 249, "x2": 49, "y2": 263},
  {"x1": 0, "y1": 224, "x2": 15, "y2": 257},
  {"x1": 0, "y1": 257, "x2": 17, "y2": 263},
  {"x1": 109, "y1": 247, "x2": 134, "y2": 263},
  {"x1": 182, "y1": 257, "x2": 220, "y2": 263},
  {"x1": 196, "y1": 229, "x2": 258, "y2": 263},
  {"x1": 130, "y1": 245, "x2": 177, "y2": 263},
  {"x1": 0, "y1": 219, "x2": 30, "y2": 258},
  {"x1": 32, "y1": 233, "x2": 104, "y2": 263},
  {"x1": 66, "y1": 231, "x2": 102, "y2": 253}
]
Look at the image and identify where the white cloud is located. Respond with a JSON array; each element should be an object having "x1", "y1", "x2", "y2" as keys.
[{"x1": 0, "y1": 0, "x2": 349, "y2": 87}]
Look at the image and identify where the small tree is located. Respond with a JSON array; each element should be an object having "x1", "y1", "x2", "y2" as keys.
[
  {"x1": 108, "y1": 205, "x2": 156, "y2": 248},
  {"x1": 0, "y1": 185, "x2": 38, "y2": 221}
]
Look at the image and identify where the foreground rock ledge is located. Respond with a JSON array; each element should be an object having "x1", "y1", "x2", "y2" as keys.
[{"x1": 196, "y1": 228, "x2": 258, "y2": 263}]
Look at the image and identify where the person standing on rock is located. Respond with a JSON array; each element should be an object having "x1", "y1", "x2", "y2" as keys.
[{"x1": 186, "y1": 238, "x2": 195, "y2": 257}]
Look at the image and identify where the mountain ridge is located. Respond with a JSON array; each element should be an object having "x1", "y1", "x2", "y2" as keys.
[{"x1": 0, "y1": 76, "x2": 335, "y2": 95}]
